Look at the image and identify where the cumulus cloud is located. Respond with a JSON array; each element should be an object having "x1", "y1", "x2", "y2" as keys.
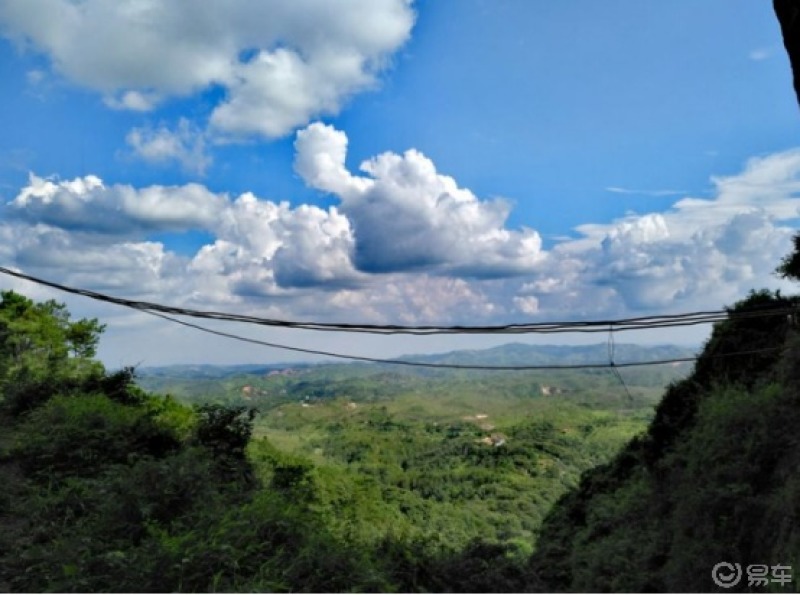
[
  {"x1": 0, "y1": 0, "x2": 415, "y2": 139},
  {"x1": 294, "y1": 124, "x2": 369, "y2": 198},
  {"x1": 295, "y1": 122, "x2": 545, "y2": 277},
  {"x1": 192, "y1": 192, "x2": 361, "y2": 295},
  {"x1": 303, "y1": 274, "x2": 500, "y2": 326},
  {"x1": 513, "y1": 295, "x2": 539, "y2": 315},
  {"x1": 106, "y1": 90, "x2": 162, "y2": 112},
  {"x1": 520, "y1": 151, "x2": 800, "y2": 317},
  {"x1": 0, "y1": 214, "x2": 186, "y2": 301},
  {"x1": 590, "y1": 210, "x2": 793, "y2": 311},
  {"x1": 126, "y1": 118, "x2": 210, "y2": 174},
  {"x1": 6, "y1": 172, "x2": 362, "y2": 298},
  {"x1": 3, "y1": 140, "x2": 800, "y2": 337},
  {"x1": 9, "y1": 173, "x2": 226, "y2": 234}
]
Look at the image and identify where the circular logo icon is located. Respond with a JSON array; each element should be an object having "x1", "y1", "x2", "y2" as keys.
[{"x1": 712, "y1": 562, "x2": 742, "y2": 589}]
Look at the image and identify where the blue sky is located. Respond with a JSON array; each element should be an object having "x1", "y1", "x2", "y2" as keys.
[{"x1": 1, "y1": 0, "x2": 799, "y2": 366}]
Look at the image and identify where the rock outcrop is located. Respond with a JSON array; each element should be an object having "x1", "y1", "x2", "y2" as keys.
[{"x1": 775, "y1": 0, "x2": 800, "y2": 106}]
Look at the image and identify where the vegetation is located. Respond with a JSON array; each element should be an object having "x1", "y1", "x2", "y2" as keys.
[
  {"x1": 0, "y1": 291, "x2": 378, "y2": 592},
  {"x1": 0, "y1": 289, "x2": 682, "y2": 591},
  {"x1": 528, "y1": 290, "x2": 800, "y2": 592},
  {"x1": 3, "y1": 259, "x2": 800, "y2": 592}
]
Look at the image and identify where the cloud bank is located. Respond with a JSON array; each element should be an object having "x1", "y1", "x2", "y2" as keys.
[
  {"x1": 0, "y1": 0, "x2": 415, "y2": 141},
  {"x1": 2, "y1": 125, "x2": 800, "y2": 327}
]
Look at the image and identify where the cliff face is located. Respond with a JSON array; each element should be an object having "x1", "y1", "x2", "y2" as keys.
[{"x1": 775, "y1": 0, "x2": 800, "y2": 106}]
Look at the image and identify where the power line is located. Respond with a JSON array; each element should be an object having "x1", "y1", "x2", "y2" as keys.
[
  {"x1": 143, "y1": 309, "x2": 785, "y2": 371},
  {"x1": 1, "y1": 265, "x2": 797, "y2": 335},
  {"x1": 0, "y1": 265, "x2": 790, "y2": 371},
  {"x1": 607, "y1": 326, "x2": 634, "y2": 402}
]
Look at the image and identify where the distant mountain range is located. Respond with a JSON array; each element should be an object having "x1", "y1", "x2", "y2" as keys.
[
  {"x1": 137, "y1": 362, "x2": 317, "y2": 380},
  {"x1": 138, "y1": 342, "x2": 698, "y2": 379},
  {"x1": 399, "y1": 342, "x2": 697, "y2": 366}
]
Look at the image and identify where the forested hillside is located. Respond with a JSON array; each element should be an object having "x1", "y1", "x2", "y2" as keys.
[
  {"x1": 136, "y1": 343, "x2": 693, "y2": 413},
  {"x1": 0, "y1": 291, "x2": 385, "y2": 591},
  {"x1": 0, "y1": 289, "x2": 684, "y2": 592},
  {"x1": 527, "y1": 289, "x2": 800, "y2": 592},
  {"x1": 3, "y1": 280, "x2": 800, "y2": 592}
]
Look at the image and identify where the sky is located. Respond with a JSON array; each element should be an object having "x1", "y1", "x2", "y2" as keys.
[{"x1": 1, "y1": 0, "x2": 800, "y2": 367}]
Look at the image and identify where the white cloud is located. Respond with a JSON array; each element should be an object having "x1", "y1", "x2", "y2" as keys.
[
  {"x1": 523, "y1": 151, "x2": 800, "y2": 316},
  {"x1": 192, "y1": 192, "x2": 361, "y2": 294},
  {"x1": 0, "y1": 0, "x2": 415, "y2": 139},
  {"x1": 9, "y1": 173, "x2": 226, "y2": 234},
  {"x1": 749, "y1": 47, "x2": 772, "y2": 61},
  {"x1": 2, "y1": 217, "x2": 186, "y2": 301},
  {"x1": 295, "y1": 122, "x2": 545, "y2": 277},
  {"x1": 126, "y1": 118, "x2": 211, "y2": 174},
  {"x1": 294, "y1": 123, "x2": 369, "y2": 198},
  {"x1": 3, "y1": 142, "x2": 800, "y2": 366},
  {"x1": 7, "y1": 172, "x2": 362, "y2": 297},
  {"x1": 310, "y1": 274, "x2": 499, "y2": 325},
  {"x1": 592, "y1": 210, "x2": 792, "y2": 311},
  {"x1": 605, "y1": 186, "x2": 685, "y2": 197},
  {"x1": 513, "y1": 295, "x2": 539, "y2": 315},
  {"x1": 105, "y1": 90, "x2": 162, "y2": 112},
  {"x1": 25, "y1": 69, "x2": 44, "y2": 85},
  {"x1": 575, "y1": 150, "x2": 800, "y2": 249}
]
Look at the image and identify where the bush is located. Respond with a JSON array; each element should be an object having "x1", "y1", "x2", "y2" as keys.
[{"x1": 13, "y1": 394, "x2": 180, "y2": 481}]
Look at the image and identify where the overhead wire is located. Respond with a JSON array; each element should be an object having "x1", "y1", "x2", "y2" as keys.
[
  {"x1": 0, "y1": 265, "x2": 793, "y2": 371},
  {"x1": 607, "y1": 323, "x2": 634, "y2": 402},
  {"x1": 1, "y1": 265, "x2": 797, "y2": 335},
  {"x1": 144, "y1": 309, "x2": 786, "y2": 371}
]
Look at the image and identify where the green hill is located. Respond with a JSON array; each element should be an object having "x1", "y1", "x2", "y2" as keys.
[
  {"x1": 0, "y1": 290, "x2": 691, "y2": 592},
  {"x1": 2, "y1": 285, "x2": 799, "y2": 592},
  {"x1": 136, "y1": 342, "x2": 695, "y2": 409},
  {"x1": 400, "y1": 341, "x2": 695, "y2": 366},
  {"x1": 527, "y1": 290, "x2": 800, "y2": 592}
]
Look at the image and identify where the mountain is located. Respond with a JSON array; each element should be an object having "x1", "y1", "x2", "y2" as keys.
[
  {"x1": 397, "y1": 342, "x2": 697, "y2": 367},
  {"x1": 134, "y1": 342, "x2": 697, "y2": 403},
  {"x1": 526, "y1": 290, "x2": 800, "y2": 592},
  {"x1": 138, "y1": 362, "x2": 314, "y2": 380},
  {"x1": 138, "y1": 342, "x2": 697, "y2": 378}
]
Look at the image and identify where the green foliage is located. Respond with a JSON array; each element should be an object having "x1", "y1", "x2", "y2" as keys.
[
  {"x1": 10, "y1": 283, "x2": 800, "y2": 592},
  {"x1": 194, "y1": 403, "x2": 256, "y2": 460},
  {"x1": 529, "y1": 293, "x2": 800, "y2": 592},
  {"x1": 0, "y1": 290, "x2": 103, "y2": 364},
  {"x1": 240, "y1": 389, "x2": 650, "y2": 591},
  {"x1": 645, "y1": 289, "x2": 797, "y2": 465},
  {"x1": 776, "y1": 232, "x2": 800, "y2": 281},
  {"x1": 421, "y1": 539, "x2": 529, "y2": 592},
  {"x1": 12, "y1": 393, "x2": 180, "y2": 481},
  {"x1": 0, "y1": 292, "x2": 389, "y2": 592},
  {"x1": 135, "y1": 346, "x2": 692, "y2": 415},
  {"x1": 693, "y1": 290, "x2": 797, "y2": 389},
  {"x1": 0, "y1": 291, "x2": 106, "y2": 416}
]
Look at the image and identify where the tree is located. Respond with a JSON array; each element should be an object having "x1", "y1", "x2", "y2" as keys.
[
  {"x1": 0, "y1": 291, "x2": 104, "y2": 362},
  {"x1": 0, "y1": 291, "x2": 106, "y2": 414},
  {"x1": 777, "y1": 233, "x2": 800, "y2": 281}
]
